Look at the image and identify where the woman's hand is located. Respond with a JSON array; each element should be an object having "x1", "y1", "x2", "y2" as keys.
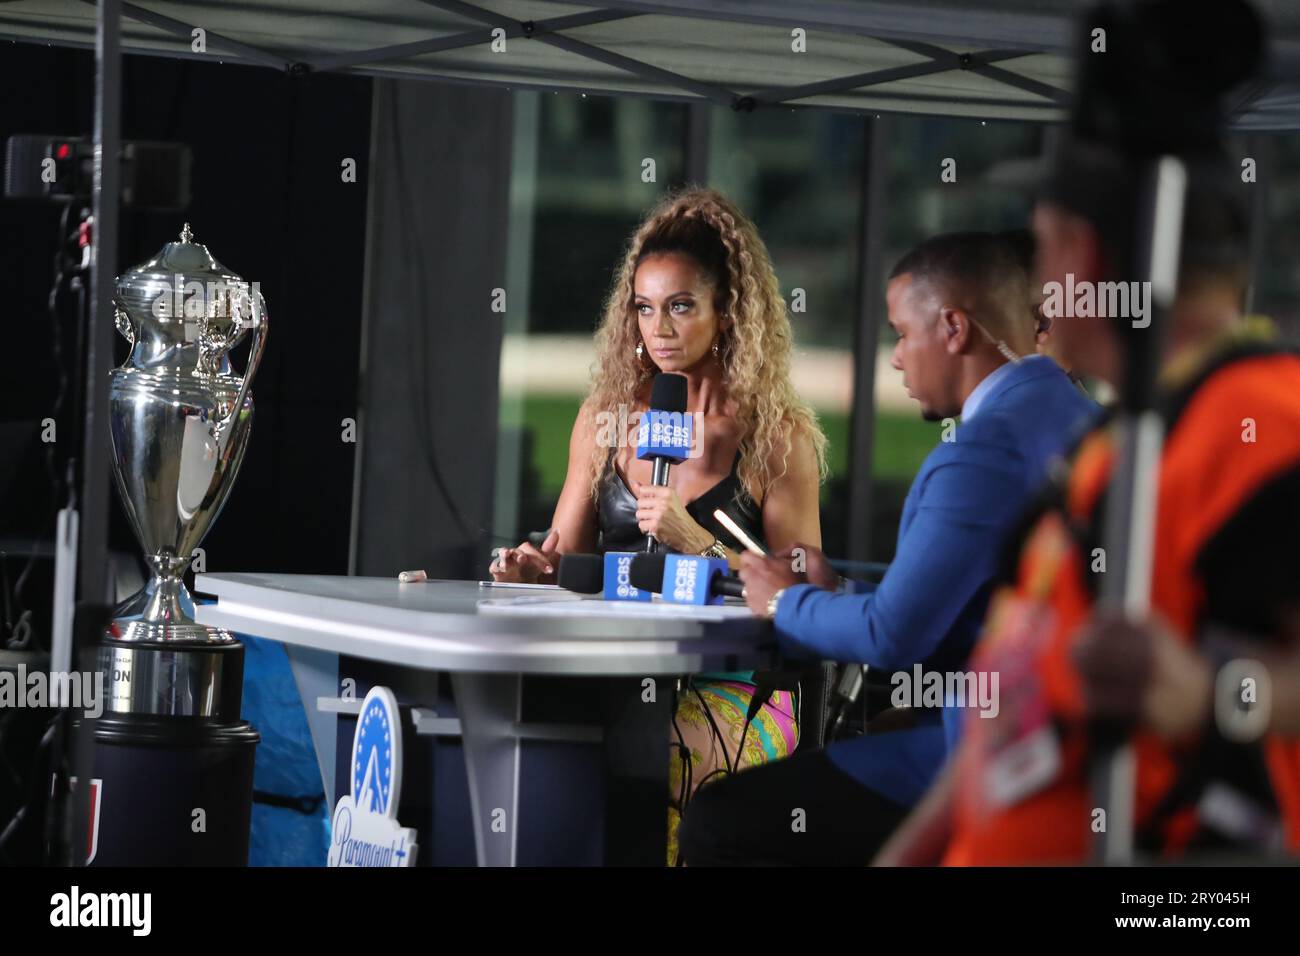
[
  {"x1": 631, "y1": 480, "x2": 711, "y2": 553},
  {"x1": 490, "y1": 530, "x2": 559, "y2": 584}
]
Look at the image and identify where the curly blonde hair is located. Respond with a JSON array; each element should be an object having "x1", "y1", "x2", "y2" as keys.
[{"x1": 583, "y1": 186, "x2": 828, "y2": 504}]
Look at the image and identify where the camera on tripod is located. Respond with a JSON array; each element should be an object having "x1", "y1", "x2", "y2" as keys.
[{"x1": 3, "y1": 134, "x2": 192, "y2": 210}]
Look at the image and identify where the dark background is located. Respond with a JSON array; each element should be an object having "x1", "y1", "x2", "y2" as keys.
[{"x1": 1, "y1": 45, "x2": 372, "y2": 618}]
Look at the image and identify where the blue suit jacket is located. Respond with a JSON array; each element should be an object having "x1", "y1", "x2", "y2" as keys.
[{"x1": 774, "y1": 356, "x2": 1097, "y2": 802}]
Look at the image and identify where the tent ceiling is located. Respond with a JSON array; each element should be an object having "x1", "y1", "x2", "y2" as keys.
[{"x1": 2, "y1": 0, "x2": 1299, "y2": 127}]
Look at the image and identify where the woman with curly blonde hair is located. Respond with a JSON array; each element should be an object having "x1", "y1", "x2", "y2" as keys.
[{"x1": 491, "y1": 186, "x2": 827, "y2": 863}]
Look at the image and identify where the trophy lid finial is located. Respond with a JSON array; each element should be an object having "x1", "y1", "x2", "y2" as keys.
[{"x1": 179, "y1": 223, "x2": 194, "y2": 243}]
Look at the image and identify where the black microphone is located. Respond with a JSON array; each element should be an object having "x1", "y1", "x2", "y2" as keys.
[
  {"x1": 628, "y1": 552, "x2": 746, "y2": 601},
  {"x1": 556, "y1": 553, "x2": 603, "y2": 594},
  {"x1": 628, "y1": 552, "x2": 667, "y2": 593},
  {"x1": 636, "y1": 373, "x2": 690, "y2": 552}
]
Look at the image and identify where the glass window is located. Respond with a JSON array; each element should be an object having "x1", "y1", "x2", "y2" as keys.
[
  {"x1": 707, "y1": 107, "x2": 865, "y2": 557},
  {"x1": 496, "y1": 92, "x2": 687, "y2": 543},
  {"x1": 866, "y1": 116, "x2": 1045, "y2": 560}
]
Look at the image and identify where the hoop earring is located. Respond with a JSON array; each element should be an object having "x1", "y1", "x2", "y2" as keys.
[{"x1": 713, "y1": 313, "x2": 731, "y2": 363}]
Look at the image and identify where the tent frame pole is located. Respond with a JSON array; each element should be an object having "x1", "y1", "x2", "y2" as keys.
[
  {"x1": 748, "y1": 50, "x2": 1034, "y2": 106},
  {"x1": 418, "y1": 0, "x2": 742, "y2": 107},
  {"x1": 847, "y1": 114, "x2": 890, "y2": 564},
  {"x1": 311, "y1": 9, "x2": 639, "y2": 73},
  {"x1": 76, "y1": 0, "x2": 290, "y2": 70}
]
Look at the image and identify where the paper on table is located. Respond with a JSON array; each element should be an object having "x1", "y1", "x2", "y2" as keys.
[
  {"x1": 476, "y1": 595, "x2": 753, "y2": 621},
  {"x1": 476, "y1": 581, "x2": 566, "y2": 590}
]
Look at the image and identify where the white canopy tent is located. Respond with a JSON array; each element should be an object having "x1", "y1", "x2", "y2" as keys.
[
  {"x1": 8, "y1": 0, "x2": 1292, "y2": 867},
  {"x1": 3, "y1": 0, "x2": 1300, "y2": 127}
]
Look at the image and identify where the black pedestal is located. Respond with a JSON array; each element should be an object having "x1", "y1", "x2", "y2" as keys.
[
  {"x1": 80, "y1": 638, "x2": 259, "y2": 865},
  {"x1": 85, "y1": 714, "x2": 258, "y2": 866}
]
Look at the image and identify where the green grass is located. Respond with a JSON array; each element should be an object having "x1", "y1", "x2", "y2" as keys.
[{"x1": 513, "y1": 394, "x2": 937, "y2": 496}]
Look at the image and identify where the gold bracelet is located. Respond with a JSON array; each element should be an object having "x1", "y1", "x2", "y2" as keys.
[{"x1": 699, "y1": 539, "x2": 728, "y2": 560}]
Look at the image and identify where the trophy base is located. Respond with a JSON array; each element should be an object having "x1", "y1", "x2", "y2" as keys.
[
  {"x1": 107, "y1": 619, "x2": 236, "y2": 644},
  {"x1": 93, "y1": 636, "x2": 246, "y2": 719},
  {"x1": 106, "y1": 572, "x2": 235, "y2": 645}
]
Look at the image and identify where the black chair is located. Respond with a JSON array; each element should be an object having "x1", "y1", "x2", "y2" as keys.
[
  {"x1": 794, "y1": 562, "x2": 892, "y2": 749},
  {"x1": 796, "y1": 661, "x2": 839, "y2": 750},
  {"x1": 751, "y1": 660, "x2": 838, "y2": 752}
]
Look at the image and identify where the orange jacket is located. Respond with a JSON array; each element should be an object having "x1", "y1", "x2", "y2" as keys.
[{"x1": 945, "y1": 347, "x2": 1300, "y2": 865}]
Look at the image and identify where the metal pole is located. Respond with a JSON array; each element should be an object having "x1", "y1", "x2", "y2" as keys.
[
  {"x1": 1243, "y1": 132, "x2": 1270, "y2": 316},
  {"x1": 348, "y1": 81, "x2": 386, "y2": 577},
  {"x1": 78, "y1": 0, "x2": 121, "y2": 608},
  {"x1": 59, "y1": 0, "x2": 122, "y2": 869},
  {"x1": 489, "y1": 89, "x2": 539, "y2": 553},
  {"x1": 1091, "y1": 156, "x2": 1187, "y2": 865},
  {"x1": 847, "y1": 115, "x2": 889, "y2": 563},
  {"x1": 684, "y1": 101, "x2": 711, "y2": 186}
]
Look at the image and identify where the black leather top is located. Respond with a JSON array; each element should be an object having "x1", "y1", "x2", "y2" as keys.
[{"x1": 596, "y1": 450, "x2": 766, "y2": 554}]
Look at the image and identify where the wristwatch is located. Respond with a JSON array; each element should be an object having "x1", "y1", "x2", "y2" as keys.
[
  {"x1": 699, "y1": 539, "x2": 728, "y2": 560},
  {"x1": 766, "y1": 587, "x2": 787, "y2": 620}
]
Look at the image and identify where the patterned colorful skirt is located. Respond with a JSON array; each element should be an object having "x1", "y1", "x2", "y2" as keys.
[{"x1": 667, "y1": 677, "x2": 799, "y2": 866}]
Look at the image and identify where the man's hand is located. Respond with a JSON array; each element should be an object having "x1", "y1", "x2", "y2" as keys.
[
  {"x1": 1071, "y1": 609, "x2": 1213, "y2": 740},
  {"x1": 738, "y1": 552, "x2": 806, "y2": 618},
  {"x1": 781, "y1": 542, "x2": 838, "y2": 591}
]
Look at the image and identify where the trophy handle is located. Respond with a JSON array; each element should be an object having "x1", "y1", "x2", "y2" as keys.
[
  {"x1": 114, "y1": 303, "x2": 135, "y2": 348},
  {"x1": 213, "y1": 287, "x2": 267, "y2": 445}
]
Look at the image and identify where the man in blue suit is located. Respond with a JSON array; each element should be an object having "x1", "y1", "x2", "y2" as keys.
[{"x1": 679, "y1": 231, "x2": 1097, "y2": 865}]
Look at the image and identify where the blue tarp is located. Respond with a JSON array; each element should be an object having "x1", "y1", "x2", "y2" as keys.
[{"x1": 239, "y1": 634, "x2": 330, "y2": 867}]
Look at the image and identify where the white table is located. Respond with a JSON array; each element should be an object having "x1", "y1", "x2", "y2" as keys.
[{"x1": 195, "y1": 573, "x2": 774, "y2": 865}]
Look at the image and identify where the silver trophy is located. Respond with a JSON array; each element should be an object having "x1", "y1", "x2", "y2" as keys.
[
  {"x1": 107, "y1": 223, "x2": 267, "y2": 646},
  {"x1": 73, "y1": 227, "x2": 263, "y2": 868},
  {"x1": 80, "y1": 226, "x2": 264, "y2": 866}
]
